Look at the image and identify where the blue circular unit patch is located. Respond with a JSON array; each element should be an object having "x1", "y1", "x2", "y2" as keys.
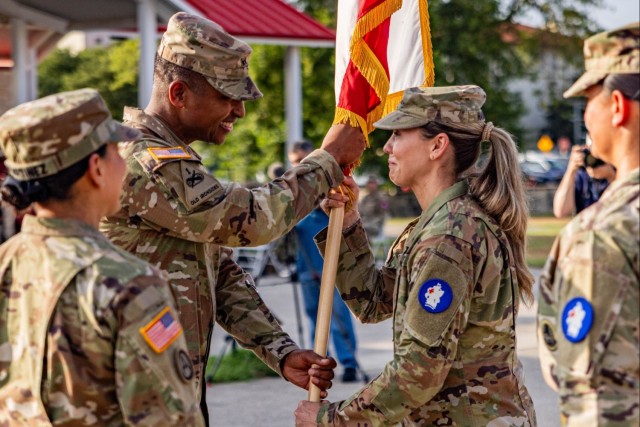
[
  {"x1": 418, "y1": 279, "x2": 453, "y2": 314},
  {"x1": 561, "y1": 297, "x2": 594, "y2": 343}
]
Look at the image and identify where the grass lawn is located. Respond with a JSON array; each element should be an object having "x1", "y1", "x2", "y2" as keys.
[{"x1": 205, "y1": 348, "x2": 278, "y2": 384}]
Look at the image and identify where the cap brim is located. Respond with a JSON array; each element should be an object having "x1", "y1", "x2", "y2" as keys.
[
  {"x1": 563, "y1": 70, "x2": 608, "y2": 98},
  {"x1": 206, "y1": 76, "x2": 263, "y2": 101},
  {"x1": 373, "y1": 111, "x2": 430, "y2": 130}
]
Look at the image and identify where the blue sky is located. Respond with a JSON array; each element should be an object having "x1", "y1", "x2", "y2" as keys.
[{"x1": 592, "y1": 0, "x2": 640, "y2": 29}]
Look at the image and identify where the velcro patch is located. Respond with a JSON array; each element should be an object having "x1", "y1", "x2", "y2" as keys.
[
  {"x1": 562, "y1": 297, "x2": 594, "y2": 343},
  {"x1": 418, "y1": 279, "x2": 453, "y2": 313},
  {"x1": 147, "y1": 147, "x2": 191, "y2": 160},
  {"x1": 140, "y1": 307, "x2": 183, "y2": 353}
]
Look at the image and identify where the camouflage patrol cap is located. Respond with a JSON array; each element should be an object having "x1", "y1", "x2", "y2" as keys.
[
  {"x1": 374, "y1": 85, "x2": 486, "y2": 130},
  {"x1": 564, "y1": 22, "x2": 640, "y2": 98},
  {"x1": 0, "y1": 88, "x2": 140, "y2": 181},
  {"x1": 158, "y1": 12, "x2": 263, "y2": 101}
]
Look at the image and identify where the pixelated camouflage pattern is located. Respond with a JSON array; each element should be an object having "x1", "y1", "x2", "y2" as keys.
[
  {"x1": 0, "y1": 215, "x2": 203, "y2": 426},
  {"x1": 100, "y1": 107, "x2": 345, "y2": 392},
  {"x1": 315, "y1": 180, "x2": 536, "y2": 426},
  {"x1": 158, "y1": 12, "x2": 262, "y2": 101},
  {"x1": 564, "y1": 22, "x2": 640, "y2": 98},
  {"x1": 537, "y1": 168, "x2": 639, "y2": 426},
  {"x1": 358, "y1": 190, "x2": 387, "y2": 238},
  {"x1": 373, "y1": 85, "x2": 486, "y2": 130},
  {"x1": 0, "y1": 88, "x2": 139, "y2": 181}
]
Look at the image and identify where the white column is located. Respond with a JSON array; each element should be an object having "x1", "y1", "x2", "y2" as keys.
[
  {"x1": 11, "y1": 17, "x2": 28, "y2": 105},
  {"x1": 284, "y1": 46, "x2": 303, "y2": 157},
  {"x1": 28, "y1": 47, "x2": 38, "y2": 100},
  {"x1": 137, "y1": 0, "x2": 157, "y2": 107}
]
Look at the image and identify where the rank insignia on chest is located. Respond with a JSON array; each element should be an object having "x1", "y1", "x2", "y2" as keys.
[
  {"x1": 140, "y1": 307, "x2": 183, "y2": 353},
  {"x1": 147, "y1": 146, "x2": 191, "y2": 160},
  {"x1": 418, "y1": 279, "x2": 453, "y2": 313},
  {"x1": 561, "y1": 297, "x2": 594, "y2": 343}
]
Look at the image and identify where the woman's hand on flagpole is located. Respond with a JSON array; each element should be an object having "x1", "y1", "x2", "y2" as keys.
[
  {"x1": 294, "y1": 400, "x2": 327, "y2": 426},
  {"x1": 322, "y1": 176, "x2": 361, "y2": 230},
  {"x1": 321, "y1": 124, "x2": 365, "y2": 167}
]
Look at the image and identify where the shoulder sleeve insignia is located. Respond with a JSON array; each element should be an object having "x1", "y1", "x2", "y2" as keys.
[
  {"x1": 562, "y1": 297, "x2": 594, "y2": 343},
  {"x1": 418, "y1": 279, "x2": 453, "y2": 313},
  {"x1": 147, "y1": 146, "x2": 191, "y2": 160},
  {"x1": 139, "y1": 306, "x2": 183, "y2": 353}
]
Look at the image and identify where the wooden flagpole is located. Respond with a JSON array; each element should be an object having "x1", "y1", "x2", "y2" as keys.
[{"x1": 308, "y1": 205, "x2": 345, "y2": 402}]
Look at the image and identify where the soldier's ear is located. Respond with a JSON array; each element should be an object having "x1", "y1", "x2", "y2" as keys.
[
  {"x1": 610, "y1": 89, "x2": 632, "y2": 127},
  {"x1": 85, "y1": 152, "x2": 107, "y2": 189},
  {"x1": 168, "y1": 81, "x2": 188, "y2": 108}
]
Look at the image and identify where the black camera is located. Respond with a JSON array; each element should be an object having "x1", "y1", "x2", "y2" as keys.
[{"x1": 582, "y1": 149, "x2": 605, "y2": 168}]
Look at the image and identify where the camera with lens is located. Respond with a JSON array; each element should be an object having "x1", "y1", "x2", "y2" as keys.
[{"x1": 582, "y1": 148, "x2": 605, "y2": 168}]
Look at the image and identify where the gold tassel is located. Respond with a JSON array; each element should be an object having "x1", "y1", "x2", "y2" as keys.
[{"x1": 420, "y1": 0, "x2": 435, "y2": 87}]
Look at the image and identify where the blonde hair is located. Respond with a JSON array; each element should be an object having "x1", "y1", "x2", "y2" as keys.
[{"x1": 420, "y1": 121, "x2": 535, "y2": 304}]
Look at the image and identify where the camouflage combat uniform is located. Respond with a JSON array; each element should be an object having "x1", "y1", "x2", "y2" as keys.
[
  {"x1": 0, "y1": 217, "x2": 202, "y2": 426},
  {"x1": 538, "y1": 170, "x2": 640, "y2": 426},
  {"x1": 0, "y1": 89, "x2": 203, "y2": 425},
  {"x1": 537, "y1": 22, "x2": 640, "y2": 427},
  {"x1": 100, "y1": 109, "x2": 343, "y2": 389},
  {"x1": 358, "y1": 190, "x2": 387, "y2": 238},
  {"x1": 315, "y1": 180, "x2": 536, "y2": 426},
  {"x1": 100, "y1": 12, "x2": 345, "y2": 393}
]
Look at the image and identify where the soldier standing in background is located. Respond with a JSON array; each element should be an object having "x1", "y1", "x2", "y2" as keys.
[
  {"x1": 100, "y1": 12, "x2": 363, "y2": 422},
  {"x1": 0, "y1": 89, "x2": 203, "y2": 425},
  {"x1": 296, "y1": 85, "x2": 537, "y2": 426},
  {"x1": 537, "y1": 22, "x2": 639, "y2": 426},
  {"x1": 358, "y1": 175, "x2": 388, "y2": 238}
]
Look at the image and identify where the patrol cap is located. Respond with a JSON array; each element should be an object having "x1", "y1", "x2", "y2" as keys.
[
  {"x1": 158, "y1": 12, "x2": 263, "y2": 101},
  {"x1": 374, "y1": 85, "x2": 486, "y2": 130},
  {"x1": 564, "y1": 22, "x2": 640, "y2": 98},
  {"x1": 0, "y1": 88, "x2": 140, "y2": 181}
]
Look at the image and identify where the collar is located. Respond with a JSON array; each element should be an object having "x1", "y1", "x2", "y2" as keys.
[
  {"x1": 417, "y1": 180, "x2": 469, "y2": 228},
  {"x1": 21, "y1": 215, "x2": 106, "y2": 240}
]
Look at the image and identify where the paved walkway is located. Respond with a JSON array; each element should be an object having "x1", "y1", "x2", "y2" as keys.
[{"x1": 206, "y1": 269, "x2": 560, "y2": 426}]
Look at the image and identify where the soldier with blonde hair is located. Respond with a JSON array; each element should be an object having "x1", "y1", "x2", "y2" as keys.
[
  {"x1": 296, "y1": 85, "x2": 537, "y2": 426},
  {"x1": 0, "y1": 89, "x2": 204, "y2": 425},
  {"x1": 538, "y1": 22, "x2": 639, "y2": 426}
]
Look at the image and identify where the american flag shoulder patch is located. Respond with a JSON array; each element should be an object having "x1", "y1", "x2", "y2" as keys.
[
  {"x1": 139, "y1": 306, "x2": 183, "y2": 353},
  {"x1": 147, "y1": 146, "x2": 191, "y2": 160}
]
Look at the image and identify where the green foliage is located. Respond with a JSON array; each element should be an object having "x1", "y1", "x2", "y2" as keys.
[
  {"x1": 38, "y1": 39, "x2": 139, "y2": 120},
  {"x1": 204, "y1": 348, "x2": 278, "y2": 383}
]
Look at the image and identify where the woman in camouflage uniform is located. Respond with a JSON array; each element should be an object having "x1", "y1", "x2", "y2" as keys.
[
  {"x1": 296, "y1": 85, "x2": 537, "y2": 426},
  {"x1": 0, "y1": 89, "x2": 203, "y2": 426}
]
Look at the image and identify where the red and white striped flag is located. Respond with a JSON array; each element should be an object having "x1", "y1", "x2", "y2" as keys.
[{"x1": 333, "y1": 0, "x2": 435, "y2": 142}]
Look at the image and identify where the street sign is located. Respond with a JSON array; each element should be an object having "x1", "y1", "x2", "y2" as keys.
[{"x1": 537, "y1": 134, "x2": 554, "y2": 152}]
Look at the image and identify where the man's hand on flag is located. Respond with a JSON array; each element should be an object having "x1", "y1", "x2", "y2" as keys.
[{"x1": 320, "y1": 124, "x2": 366, "y2": 168}]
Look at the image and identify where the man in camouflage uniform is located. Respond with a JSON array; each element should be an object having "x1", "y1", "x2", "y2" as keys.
[
  {"x1": 295, "y1": 86, "x2": 536, "y2": 426},
  {"x1": 537, "y1": 22, "x2": 640, "y2": 426},
  {"x1": 0, "y1": 89, "x2": 203, "y2": 425},
  {"x1": 100, "y1": 12, "x2": 361, "y2": 420},
  {"x1": 358, "y1": 175, "x2": 388, "y2": 238}
]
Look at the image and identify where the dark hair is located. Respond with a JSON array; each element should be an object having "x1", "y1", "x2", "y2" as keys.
[
  {"x1": 1, "y1": 145, "x2": 108, "y2": 210},
  {"x1": 290, "y1": 139, "x2": 314, "y2": 154},
  {"x1": 153, "y1": 55, "x2": 211, "y2": 94},
  {"x1": 603, "y1": 73, "x2": 640, "y2": 101},
  {"x1": 419, "y1": 121, "x2": 534, "y2": 304}
]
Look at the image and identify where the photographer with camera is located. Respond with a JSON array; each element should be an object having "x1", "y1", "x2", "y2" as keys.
[{"x1": 553, "y1": 141, "x2": 616, "y2": 218}]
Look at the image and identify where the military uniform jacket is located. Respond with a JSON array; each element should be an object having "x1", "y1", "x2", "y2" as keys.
[
  {"x1": 0, "y1": 216, "x2": 202, "y2": 426},
  {"x1": 358, "y1": 191, "x2": 387, "y2": 238},
  {"x1": 100, "y1": 108, "x2": 344, "y2": 390},
  {"x1": 538, "y1": 169, "x2": 640, "y2": 426},
  {"x1": 316, "y1": 180, "x2": 536, "y2": 426}
]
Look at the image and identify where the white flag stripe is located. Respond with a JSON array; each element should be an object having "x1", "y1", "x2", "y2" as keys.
[
  {"x1": 334, "y1": 0, "x2": 359, "y2": 102},
  {"x1": 388, "y1": 0, "x2": 426, "y2": 93}
]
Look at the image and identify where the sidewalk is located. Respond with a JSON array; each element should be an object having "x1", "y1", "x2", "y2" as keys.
[{"x1": 206, "y1": 269, "x2": 560, "y2": 426}]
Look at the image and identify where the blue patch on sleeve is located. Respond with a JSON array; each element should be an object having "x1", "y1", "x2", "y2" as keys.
[
  {"x1": 418, "y1": 279, "x2": 453, "y2": 314},
  {"x1": 561, "y1": 297, "x2": 594, "y2": 343}
]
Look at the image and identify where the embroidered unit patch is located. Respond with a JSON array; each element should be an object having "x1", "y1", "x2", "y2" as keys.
[
  {"x1": 562, "y1": 297, "x2": 594, "y2": 343},
  {"x1": 140, "y1": 307, "x2": 183, "y2": 353},
  {"x1": 147, "y1": 147, "x2": 191, "y2": 160},
  {"x1": 418, "y1": 279, "x2": 453, "y2": 314}
]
